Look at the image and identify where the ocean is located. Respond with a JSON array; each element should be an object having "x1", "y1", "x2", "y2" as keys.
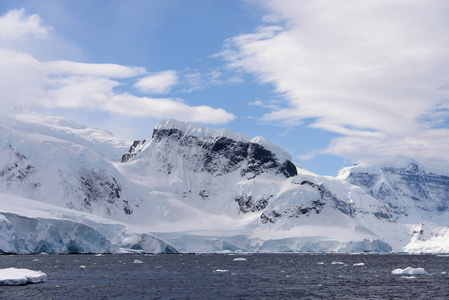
[{"x1": 0, "y1": 253, "x2": 448, "y2": 299}]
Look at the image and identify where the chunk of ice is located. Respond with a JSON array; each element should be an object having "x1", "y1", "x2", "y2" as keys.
[
  {"x1": 391, "y1": 267, "x2": 428, "y2": 275},
  {"x1": 215, "y1": 269, "x2": 229, "y2": 273},
  {"x1": 0, "y1": 268, "x2": 47, "y2": 285},
  {"x1": 353, "y1": 263, "x2": 365, "y2": 266},
  {"x1": 133, "y1": 260, "x2": 143, "y2": 264},
  {"x1": 233, "y1": 258, "x2": 247, "y2": 262}
]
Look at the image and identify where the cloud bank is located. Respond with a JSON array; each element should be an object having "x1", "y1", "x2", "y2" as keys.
[
  {"x1": 219, "y1": 0, "x2": 449, "y2": 168},
  {"x1": 0, "y1": 9, "x2": 235, "y2": 125}
]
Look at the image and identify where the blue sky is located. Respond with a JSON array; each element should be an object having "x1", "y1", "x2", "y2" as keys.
[{"x1": 1, "y1": 1, "x2": 449, "y2": 176}]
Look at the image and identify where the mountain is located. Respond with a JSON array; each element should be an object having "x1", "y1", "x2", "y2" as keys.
[
  {"x1": 0, "y1": 112, "x2": 448, "y2": 253},
  {"x1": 115, "y1": 119, "x2": 394, "y2": 252},
  {"x1": 338, "y1": 158, "x2": 449, "y2": 252}
]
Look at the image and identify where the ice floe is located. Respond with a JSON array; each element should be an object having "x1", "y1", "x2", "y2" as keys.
[
  {"x1": 391, "y1": 267, "x2": 428, "y2": 275},
  {"x1": 233, "y1": 258, "x2": 247, "y2": 261},
  {"x1": 353, "y1": 262, "x2": 365, "y2": 266},
  {"x1": 0, "y1": 268, "x2": 47, "y2": 285}
]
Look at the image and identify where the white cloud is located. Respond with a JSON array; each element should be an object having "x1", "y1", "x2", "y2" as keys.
[
  {"x1": 45, "y1": 60, "x2": 146, "y2": 78},
  {"x1": 0, "y1": 49, "x2": 46, "y2": 110},
  {"x1": 0, "y1": 9, "x2": 235, "y2": 127},
  {"x1": 220, "y1": 0, "x2": 449, "y2": 167},
  {"x1": 0, "y1": 56, "x2": 235, "y2": 124},
  {"x1": 0, "y1": 8, "x2": 52, "y2": 40},
  {"x1": 40, "y1": 76, "x2": 235, "y2": 124},
  {"x1": 134, "y1": 70, "x2": 178, "y2": 94}
]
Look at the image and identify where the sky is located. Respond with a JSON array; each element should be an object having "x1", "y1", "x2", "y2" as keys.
[{"x1": 1, "y1": 0, "x2": 449, "y2": 176}]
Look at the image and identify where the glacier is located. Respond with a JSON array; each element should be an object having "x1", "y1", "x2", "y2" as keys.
[
  {"x1": 0, "y1": 111, "x2": 448, "y2": 253},
  {"x1": 0, "y1": 193, "x2": 177, "y2": 254}
]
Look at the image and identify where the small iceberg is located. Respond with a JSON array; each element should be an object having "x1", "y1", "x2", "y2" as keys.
[
  {"x1": 133, "y1": 260, "x2": 144, "y2": 264},
  {"x1": 233, "y1": 258, "x2": 247, "y2": 262},
  {"x1": 353, "y1": 263, "x2": 365, "y2": 266},
  {"x1": 215, "y1": 269, "x2": 229, "y2": 273},
  {"x1": 331, "y1": 261, "x2": 345, "y2": 265},
  {"x1": 392, "y1": 267, "x2": 428, "y2": 275},
  {"x1": 0, "y1": 268, "x2": 47, "y2": 285}
]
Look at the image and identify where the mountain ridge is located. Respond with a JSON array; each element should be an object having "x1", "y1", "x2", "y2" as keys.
[{"x1": 0, "y1": 112, "x2": 448, "y2": 253}]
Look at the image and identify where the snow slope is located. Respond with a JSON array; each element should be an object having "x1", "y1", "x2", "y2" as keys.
[
  {"x1": 0, "y1": 110, "x2": 130, "y2": 161},
  {"x1": 0, "y1": 122, "x2": 136, "y2": 218}
]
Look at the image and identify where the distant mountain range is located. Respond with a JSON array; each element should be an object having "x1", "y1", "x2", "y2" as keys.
[{"x1": 0, "y1": 111, "x2": 448, "y2": 253}]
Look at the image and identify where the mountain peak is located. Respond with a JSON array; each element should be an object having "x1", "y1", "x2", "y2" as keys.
[
  {"x1": 154, "y1": 119, "x2": 292, "y2": 162},
  {"x1": 337, "y1": 156, "x2": 449, "y2": 179},
  {"x1": 155, "y1": 119, "x2": 248, "y2": 143}
]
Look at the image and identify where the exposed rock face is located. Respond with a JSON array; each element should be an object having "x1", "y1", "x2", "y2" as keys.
[
  {"x1": 0, "y1": 147, "x2": 40, "y2": 190},
  {"x1": 235, "y1": 195, "x2": 271, "y2": 213},
  {"x1": 148, "y1": 127, "x2": 297, "y2": 179},
  {"x1": 78, "y1": 168, "x2": 132, "y2": 215},
  {"x1": 121, "y1": 140, "x2": 147, "y2": 163}
]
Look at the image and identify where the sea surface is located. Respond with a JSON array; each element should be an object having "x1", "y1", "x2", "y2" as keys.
[{"x1": 0, "y1": 253, "x2": 448, "y2": 299}]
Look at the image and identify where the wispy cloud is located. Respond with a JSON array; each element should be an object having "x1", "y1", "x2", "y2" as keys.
[
  {"x1": 181, "y1": 68, "x2": 243, "y2": 93},
  {"x1": 219, "y1": 0, "x2": 449, "y2": 168},
  {"x1": 45, "y1": 60, "x2": 146, "y2": 78}
]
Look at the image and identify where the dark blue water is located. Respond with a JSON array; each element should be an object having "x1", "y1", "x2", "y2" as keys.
[{"x1": 0, "y1": 253, "x2": 448, "y2": 299}]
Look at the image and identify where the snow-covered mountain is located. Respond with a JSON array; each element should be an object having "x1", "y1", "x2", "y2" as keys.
[
  {"x1": 0, "y1": 111, "x2": 448, "y2": 253},
  {"x1": 338, "y1": 158, "x2": 449, "y2": 252},
  {"x1": 115, "y1": 119, "x2": 394, "y2": 252}
]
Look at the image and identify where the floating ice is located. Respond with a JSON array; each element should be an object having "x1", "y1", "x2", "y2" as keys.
[
  {"x1": 331, "y1": 261, "x2": 345, "y2": 265},
  {"x1": 79, "y1": 265, "x2": 86, "y2": 269},
  {"x1": 391, "y1": 267, "x2": 428, "y2": 275},
  {"x1": 233, "y1": 258, "x2": 247, "y2": 262},
  {"x1": 215, "y1": 269, "x2": 229, "y2": 273},
  {"x1": 353, "y1": 263, "x2": 365, "y2": 266},
  {"x1": 317, "y1": 262, "x2": 325, "y2": 265},
  {"x1": 133, "y1": 259, "x2": 143, "y2": 264},
  {"x1": 0, "y1": 268, "x2": 47, "y2": 285}
]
